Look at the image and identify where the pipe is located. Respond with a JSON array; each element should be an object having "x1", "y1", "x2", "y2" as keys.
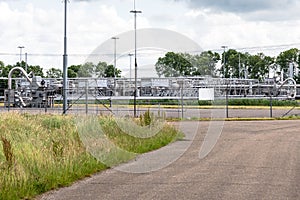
[
  {"x1": 8, "y1": 67, "x2": 32, "y2": 90},
  {"x1": 276, "y1": 77, "x2": 297, "y2": 98}
]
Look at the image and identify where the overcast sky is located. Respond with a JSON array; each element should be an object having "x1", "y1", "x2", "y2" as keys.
[{"x1": 1, "y1": 0, "x2": 300, "y2": 76}]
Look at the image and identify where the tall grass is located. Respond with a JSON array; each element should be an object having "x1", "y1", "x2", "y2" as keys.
[{"x1": 0, "y1": 113, "x2": 182, "y2": 199}]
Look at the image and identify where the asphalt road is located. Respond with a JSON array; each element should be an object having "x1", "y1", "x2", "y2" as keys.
[{"x1": 37, "y1": 120, "x2": 300, "y2": 200}]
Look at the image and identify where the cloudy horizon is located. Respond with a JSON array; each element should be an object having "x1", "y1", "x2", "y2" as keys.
[{"x1": 0, "y1": 0, "x2": 300, "y2": 76}]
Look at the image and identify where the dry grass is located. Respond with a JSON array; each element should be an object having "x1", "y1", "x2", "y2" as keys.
[{"x1": 0, "y1": 112, "x2": 182, "y2": 199}]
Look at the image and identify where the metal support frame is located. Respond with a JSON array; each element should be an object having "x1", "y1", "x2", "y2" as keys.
[
  {"x1": 63, "y1": 0, "x2": 68, "y2": 114},
  {"x1": 111, "y1": 37, "x2": 119, "y2": 96},
  {"x1": 130, "y1": 0, "x2": 142, "y2": 117}
]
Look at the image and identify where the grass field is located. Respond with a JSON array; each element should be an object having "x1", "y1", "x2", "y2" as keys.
[{"x1": 0, "y1": 113, "x2": 183, "y2": 200}]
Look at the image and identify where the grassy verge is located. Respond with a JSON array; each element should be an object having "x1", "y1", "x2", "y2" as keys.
[
  {"x1": 0, "y1": 113, "x2": 183, "y2": 200},
  {"x1": 166, "y1": 115, "x2": 300, "y2": 122},
  {"x1": 198, "y1": 99, "x2": 299, "y2": 107}
]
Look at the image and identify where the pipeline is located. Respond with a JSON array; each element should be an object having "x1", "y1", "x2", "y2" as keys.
[
  {"x1": 8, "y1": 67, "x2": 32, "y2": 90},
  {"x1": 276, "y1": 77, "x2": 297, "y2": 98}
]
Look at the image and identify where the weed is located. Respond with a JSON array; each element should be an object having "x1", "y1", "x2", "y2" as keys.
[
  {"x1": 1, "y1": 136, "x2": 14, "y2": 168},
  {"x1": 52, "y1": 139, "x2": 64, "y2": 158},
  {"x1": 143, "y1": 109, "x2": 152, "y2": 126}
]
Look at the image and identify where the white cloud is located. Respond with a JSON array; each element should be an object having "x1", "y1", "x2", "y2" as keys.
[
  {"x1": 1, "y1": 0, "x2": 300, "y2": 74},
  {"x1": 165, "y1": 5, "x2": 300, "y2": 56},
  {"x1": 180, "y1": 0, "x2": 299, "y2": 15},
  {"x1": 0, "y1": 1, "x2": 63, "y2": 69}
]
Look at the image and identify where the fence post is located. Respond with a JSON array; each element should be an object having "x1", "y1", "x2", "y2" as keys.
[
  {"x1": 85, "y1": 80, "x2": 88, "y2": 114},
  {"x1": 226, "y1": 84, "x2": 229, "y2": 118},
  {"x1": 270, "y1": 94, "x2": 273, "y2": 118}
]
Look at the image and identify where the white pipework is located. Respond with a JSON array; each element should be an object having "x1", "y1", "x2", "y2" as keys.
[{"x1": 8, "y1": 67, "x2": 32, "y2": 90}]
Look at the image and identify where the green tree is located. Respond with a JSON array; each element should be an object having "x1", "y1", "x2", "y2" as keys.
[
  {"x1": 78, "y1": 62, "x2": 95, "y2": 77},
  {"x1": 0, "y1": 61, "x2": 8, "y2": 92},
  {"x1": 74, "y1": 62, "x2": 122, "y2": 78},
  {"x1": 219, "y1": 50, "x2": 274, "y2": 80},
  {"x1": 95, "y1": 61, "x2": 121, "y2": 78},
  {"x1": 155, "y1": 51, "x2": 220, "y2": 77},
  {"x1": 68, "y1": 69, "x2": 77, "y2": 78},
  {"x1": 276, "y1": 48, "x2": 299, "y2": 70},
  {"x1": 104, "y1": 64, "x2": 122, "y2": 77},
  {"x1": 68, "y1": 65, "x2": 81, "y2": 78},
  {"x1": 248, "y1": 53, "x2": 274, "y2": 80},
  {"x1": 13, "y1": 61, "x2": 44, "y2": 77},
  {"x1": 276, "y1": 48, "x2": 300, "y2": 80},
  {"x1": 155, "y1": 52, "x2": 194, "y2": 77},
  {"x1": 191, "y1": 51, "x2": 220, "y2": 76},
  {"x1": 95, "y1": 62, "x2": 107, "y2": 77},
  {"x1": 0, "y1": 61, "x2": 7, "y2": 77},
  {"x1": 69, "y1": 65, "x2": 81, "y2": 73},
  {"x1": 0, "y1": 61, "x2": 4, "y2": 70},
  {"x1": 1, "y1": 64, "x2": 13, "y2": 78},
  {"x1": 28, "y1": 65, "x2": 44, "y2": 77},
  {"x1": 220, "y1": 49, "x2": 241, "y2": 78},
  {"x1": 2, "y1": 61, "x2": 44, "y2": 78},
  {"x1": 46, "y1": 68, "x2": 63, "y2": 78}
]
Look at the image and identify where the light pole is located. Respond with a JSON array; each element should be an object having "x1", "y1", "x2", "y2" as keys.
[
  {"x1": 177, "y1": 78, "x2": 184, "y2": 119},
  {"x1": 18, "y1": 46, "x2": 24, "y2": 67},
  {"x1": 111, "y1": 36, "x2": 119, "y2": 96},
  {"x1": 128, "y1": 53, "x2": 134, "y2": 85},
  {"x1": 62, "y1": 0, "x2": 68, "y2": 114},
  {"x1": 221, "y1": 46, "x2": 228, "y2": 78},
  {"x1": 238, "y1": 52, "x2": 241, "y2": 79},
  {"x1": 221, "y1": 46, "x2": 228, "y2": 118},
  {"x1": 130, "y1": 0, "x2": 142, "y2": 117},
  {"x1": 25, "y1": 52, "x2": 28, "y2": 73}
]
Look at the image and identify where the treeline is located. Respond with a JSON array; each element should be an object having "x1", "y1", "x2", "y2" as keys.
[
  {"x1": 155, "y1": 48, "x2": 300, "y2": 83},
  {"x1": 0, "y1": 48, "x2": 300, "y2": 84},
  {"x1": 67, "y1": 62, "x2": 121, "y2": 78},
  {"x1": 0, "y1": 61, "x2": 121, "y2": 79}
]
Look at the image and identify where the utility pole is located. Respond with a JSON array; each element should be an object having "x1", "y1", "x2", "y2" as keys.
[
  {"x1": 18, "y1": 46, "x2": 24, "y2": 67},
  {"x1": 221, "y1": 46, "x2": 228, "y2": 78},
  {"x1": 130, "y1": 0, "x2": 142, "y2": 117},
  {"x1": 25, "y1": 52, "x2": 28, "y2": 73},
  {"x1": 238, "y1": 53, "x2": 241, "y2": 79},
  {"x1": 221, "y1": 46, "x2": 228, "y2": 118},
  {"x1": 111, "y1": 37, "x2": 119, "y2": 96},
  {"x1": 128, "y1": 53, "x2": 134, "y2": 85},
  {"x1": 62, "y1": 0, "x2": 68, "y2": 114}
]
